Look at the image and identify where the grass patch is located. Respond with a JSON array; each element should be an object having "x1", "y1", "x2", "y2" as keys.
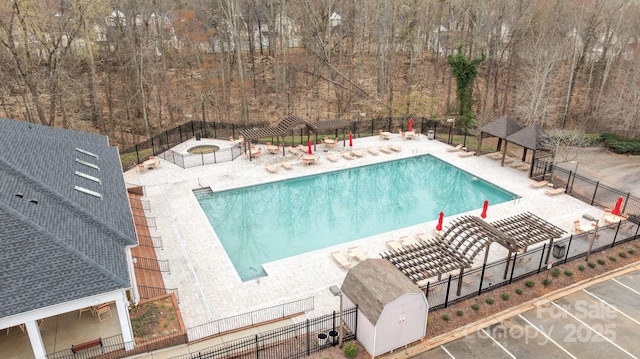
[
  {"x1": 597, "y1": 259, "x2": 606, "y2": 265},
  {"x1": 619, "y1": 252, "x2": 627, "y2": 258},
  {"x1": 629, "y1": 249, "x2": 636, "y2": 254},
  {"x1": 515, "y1": 288, "x2": 523, "y2": 295},
  {"x1": 501, "y1": 293, "x2": 510, "y2": 301},
  {"x1": 609, "y1": 256, "x2": 617, "y2": 262},
  {"x1": 442, "y1": 314, "x2": 451, "y2": 321},
  {"x1": 525, "y1": 280, "x2": 535, "y2": 288},
  {"x1": 543, "y1": 279, "x2": 552, "y2": 287},
  {"x1": 578, "y1": 264, "x2": 586, "y2": 271},
  {"x1": 471, "y1": 303, "x2": 480, "y2": 311},
  {"x1": 588, "y1": 261, "x2": 597, "y2": 268},
  {"x1": 564, "y1": 270, "x2": 573, "y2": 277},
  {"x1": 486, "y1": 298, "x2": 495, "y2": 305},
  {"x1": 456, "y1": 310, "x2": 464, "y2": 317}
]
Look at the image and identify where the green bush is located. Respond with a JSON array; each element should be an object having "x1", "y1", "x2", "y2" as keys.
[
  {"x1": 619, "y1": 252, "x2": 628, "y2": 258},
  {"x1": 486, "y1": 298, "x2": 495, "y2": 305},
  {"x1": 609, "y1": 256, "x2": 617, "y2": 262},
  {"x1": 442, "y1": 314, "x2": 451, "y2": 321},
  {"x1": 600, "y1": 133, "x2": 640, "y2": 155},
  {"x1": 471, "y1": 303, "x2": 480, "y2": 311},
  {"x1": 501, "y1": 293, "x2": 510, "y2": 301},
  {"x1": 543, "y1": 279, "x2": 552, "y2": 287},
  {"x1": 551, "y1": 268, "x2": 561, "y2": 278},
  {"x1": 456, "y1": 310, "x2": 464, "y2": 317},
  {"x1": 343, "y1": 342, "x2": 358, "y2": 358},
  {"x1": 525, "y1": 280, "x2": 535, "y2": 288},
  {"x1": 629, "y1": 249, "x2": 636, "y2": 254},
  {"x1": 564, "y1": 270, "x2": 573, "y2": 277},
  {"x1": 578, "y1": 264, "x2": 586, "y2": 271},
  {"x1": 597, "y1": 259, "x2": 606, "y2": 265},
  {"x1": 515, "y1": 288, "x2": 523, "y2": 295},
  {"x1": 588, "y1": 261, "x2": 597, "y2": 268}
]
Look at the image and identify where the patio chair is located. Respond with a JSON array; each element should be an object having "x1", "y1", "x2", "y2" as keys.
[
  {"x1": 265, "y1": 165, "x2": 277, "y2": 173},
  {"x1": 574, "y1": 220, "x2": 595, "y2": 233},
  {"x1": 485, "y1": 152, "x2": 503, "y2": 160},
  {"x1": 352, "y1": 150, "x2": 364, "y2": 158},
  {"x1": 447, "y1": 144, "x2": 463, "y2": 152},
  {"x1": 341, "y1": 152, "x2": 354, "y2": 160},
  {"x1": 385, "y1": 239, "x2": 403, "y2": 252},
  {"x1": 95, "y1": 304, "x2": 112, "y2": 322},
  {"x1": 348, "y1": 247, "x2": 368, "y2": 261},
  {"x1": 387, "y1": 144, "x2": 401, "y2": 152},
  {"x1": 545, "y1": 187, "x2": 566, "y2": 196},
  {"x1": 458, "y1": 151, "x2": 476, "y2": 157},
  {"x1": 367, "y1": 148, "x2": 379, "y2": 156},
  {"x1": 529, "y1": 180, "x2": 549, "y2": 188},
  {"x1": 281, "y1": 162, "x2": 293, "y2": 170},
  {"x1": 379, "y1": 146, "x2": 392, "y2": 154},
  {"x1": 326, "y1": 153, "x2": 338, "y2": 162},
  {"x1": 331, "y1": 251, "x2": 351, "y2": 269}
]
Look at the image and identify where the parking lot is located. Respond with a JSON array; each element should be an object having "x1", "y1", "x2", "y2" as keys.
[{"x1": 414, "y1": 269, "x2": 640, "y2": 359}]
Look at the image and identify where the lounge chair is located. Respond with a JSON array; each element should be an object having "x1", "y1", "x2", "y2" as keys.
[
  {"x1": 458, "y1": 151, "x2": 476, "y2": 157},
  {"x1": 326, "y1": 153, "x2": 338, "y2": 162},
  {"x1": 447, "y1": 144, "x2": 463, "y2": 152},
  {"x1": 352, "y1": 150, "x2": 364, "y2": 157},
  {"x1": 400, "y1": 236, "x2": 418, "y2": 247},
  {"x1": 348, "y1": 247, "x2": 368, "y2": 261},
  {"x1": 486, "y1": 152, "x2": 503, "y2": 160},
  {"x1": 416, "y1": 233, "x2": 431, "y2": 243},
  {"x1": 281, "y1": 162, "x2": 292, "y2": 170},
  {"x1": 265, "y1": 165, "x2": 277, "y2": 173},
  {"x1": 379, "y1": 146, "x2": 392, "y2": 154},
  {"x1": 529, "y1": 180, "x2": 549, "y2": 188},
  {"x1": 287, "y1": 147, "x2": 298, "y2": 155},
  {"x1": 386, "y1": 239, "x2": 403, "y2": 252},
  {"x1": 545, "y1": 187, "x2": 566, "y2": 196},
  {"x1": 331, "y1": 251, "x2": 351, "y2": 269},
  {"x1": 574, "y1": 220, "x2": 595, "y2": 233},
  {"x1": 517, "y1": 163, "x2": 530, "y2": 171},
  {"x1": 388, "y1": 144, "x2": 401, "y2": 152},
  {"x1": 341, "y1": 152, "x2": 354, "y2": 160},
  {"x1": 367, "y1": 148, "x2": 379, "y2": 156}
]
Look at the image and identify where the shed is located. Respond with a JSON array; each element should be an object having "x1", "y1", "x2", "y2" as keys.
[{"x1": 341, "y1": 259, "x2": 428, "y2": 357}]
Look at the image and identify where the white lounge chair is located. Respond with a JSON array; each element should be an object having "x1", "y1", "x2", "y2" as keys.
[
  {"x1": 331, "y1": 251, "x2": 351, "y2": 269},
  {"x1": 388, "y1": 144, "x2": 401, "y2": 152},
  {"x1": 400, "y1": 236, "x2": 418, "y2": 247},
  {"x1": 348, "y1": 247, "x2": 368, "y2": 261},
  {"x1": 386, "y1": 239, "x2": 403, "y2": 252},
  {"x1": 545, "y1": 187, "x2": 566, "y2": 196},
  {"x1": 265, "y1": 165, "x2": 277, "y2": 173},
  {"x1": 458, "y1": 151, "x2": 476, "y2": 157},
  {"x1": 281, "y1": 162, "x2": 292, "y2": 170},
  {"x1": 529, "y1": 180, "x2": 549, "y2": 188},
  {"x1": 326, "y1": 153, "x2": 338, "y2": 162},
  {"x1": 379, "y1": 146, "x2": 392, "y2": 154},
  {"x1": 341, "y1": 152, "x2": 354, "y2": 160},
  {"x1": 352, "y1": 150, "x2": 364, "y2": 157},
  {"x1": 447, "y1": 144, "x2": 463, "y2": 152},
  {"x1": 367, "y1": 148, "x2": 379, "y2": 156}
]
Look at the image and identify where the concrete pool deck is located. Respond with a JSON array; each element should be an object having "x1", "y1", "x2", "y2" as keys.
[{"x1": 123, "y1": 134, "x2": 603, "y2": 330}]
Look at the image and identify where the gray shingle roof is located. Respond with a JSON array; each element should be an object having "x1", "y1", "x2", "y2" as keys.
[
  {"x1": 504, "y1": 124, "x2": 553, "y2": 151},
  {"x1": 0, "y1": 118, "x2": 137, "y2": 318},
  {"x1": 478, "y1": 115, "x2": 522, "y2": 138},
  {"x1": 341, "y1": 259, "x2": 422, "y2": 325}
]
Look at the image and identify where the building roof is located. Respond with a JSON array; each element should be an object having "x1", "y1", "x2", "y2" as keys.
[
  {"x1": 0, "y1": 118, "x2": 137, "y2": 318},
  {"x1": 342, "y1": 259, "x2": 422, "y2": 325},
  {"x1": 478, "y1": 115, "x2": 522, "y2": 138}
]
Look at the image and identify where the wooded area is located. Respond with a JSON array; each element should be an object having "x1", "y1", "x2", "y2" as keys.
[{"x1": 1, "y1": 0, "x2": 638, "y2": 148}]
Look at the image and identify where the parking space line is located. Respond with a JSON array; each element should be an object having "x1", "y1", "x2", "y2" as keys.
[
  {"x1": 518, "y1": 314, "x2": 577, "y2": 359},
  {"x1": 551, "y1": 302, "x2": 638, "y2": 358},
  {"x1": 583, "y1": 289, "x2": 640, "y2": 326},
  {"x1": 613, "y1": 278, "x2": 640, "y2": 296},
  {"x1": 440, "y1": 345, "x2": 456, "y2": 358},
  {"x1": 480, "y1": 328, "x2": 516, "y2": 358}
]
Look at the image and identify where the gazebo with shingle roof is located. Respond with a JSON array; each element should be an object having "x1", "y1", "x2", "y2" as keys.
[{"x1": 477, "y1": 115, "x2": 523, "y2": 166}]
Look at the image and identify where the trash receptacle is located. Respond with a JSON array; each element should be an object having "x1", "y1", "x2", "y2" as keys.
[
  {"x1": 317, "y1": 333, "x2": 328, "y2": 346},
  {"x1": 328, "y1": 330, "x2": 339, "y2": 344},
  {"x1": 195, "y1": 132, "x2": 201, "y2": 141},
  {"x1": 427, "y1": 130, "x2": 435, "y2": 140},
  {"x1": 553, "y1": 243, "x2": 566, "y2": 259}
]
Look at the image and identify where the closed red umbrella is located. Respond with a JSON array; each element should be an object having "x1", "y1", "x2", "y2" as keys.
[
  {"x1": 307, "y1": 139, "x2": 313, "y2": 154},
  {"x1": 349, "y1": 133, "x2": 353, "y2": 148},
  {"x1": 481, "y1": 200, "x2": 489, "y2": 219},
  {"x1": 436, "y1": 212, "x2": 444, "y2": 231},
  {"x1": 612, "y1": 196, "x2": 624, "y2": 215},
  {"x1": 408, "y1": 118, "x2": 414, "y2": 132}
]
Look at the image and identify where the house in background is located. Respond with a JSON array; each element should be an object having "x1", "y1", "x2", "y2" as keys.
[{"x1": 0, "y1": 118, "x2": 139, "y2": 358}]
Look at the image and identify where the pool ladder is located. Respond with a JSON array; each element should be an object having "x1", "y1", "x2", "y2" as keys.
[{"x1": 250, "y1": 267, "x2": 260, "y2": 284}]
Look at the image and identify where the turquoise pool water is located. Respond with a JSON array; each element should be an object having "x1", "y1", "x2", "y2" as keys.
[{"x1": 196, "y1": 155, "x2": 518, "y2": 280}]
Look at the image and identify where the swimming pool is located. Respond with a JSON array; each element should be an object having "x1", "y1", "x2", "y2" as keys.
[{"x1": 196, "y1": 155, "x2": 518, "y2": 280}]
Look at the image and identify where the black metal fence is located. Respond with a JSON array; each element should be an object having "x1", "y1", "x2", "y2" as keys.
[
  {"x1": 119, "y1": 117, "x2": 452, "y2": 170},
  {"x1": 173, "y1": 307, "x2": 358, "y2": 359},
  {"x1": 422, "y1": 216, "x2": 640, "y2": 310},
  {"x1": 133, "y1": 256, "x2": 170, "y2": 273},
  {"x1": 137, "y1": 286, "x2": 180, "y2": 302}
]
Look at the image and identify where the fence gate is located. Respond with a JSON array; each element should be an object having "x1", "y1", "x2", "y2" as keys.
[{"x1": 531, "y1": 155, "x2": 553, "y2": 180}]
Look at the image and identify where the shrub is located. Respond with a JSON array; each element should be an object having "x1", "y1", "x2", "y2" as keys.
[
  {"x1": 515, "y1": 288, "x2": 523, "y2": 295},
  {"x1": 597, "y1": 259, "x2": 606, "y2": 265},
  {"x1": 471, "y1": 303, "x2": 480, "y2": 311},
  {"x1": 442, "y1": 314, "x2": 451, "y2": 321},
  {"x1": 501, "y1": 293, "x2": 510, "y2": 301},
  {"x1": 427, "y1": 315, "x2": 434, "y2": 326},
  {"x1": 486, "y1": 298, "x2": 495, "y2": 305},
  {"x1": 629, "y1": 249, "x2": 636, "y2": 254},
  {"x1": 343, "y1": 342, "x2": 358, "y2": 358},
  {"x1": 551, "y1": 268, "x2": 561, "y2": 278},
  {"x1": 578, "y1": 265, "x2": 586, "y2": 271},
  {"x1": 619, "y1": 252, "x2": 627, "y2": 258},
  {"x1": 609, "y1": 256, "x2": 617, "y2": 262},
  {"x1": 564, "y1": 270, "x2": 573, "y2": 277},
  {"x1": 525, "y1": 280, "x2": 535, "y2": 288},
  {"x1": 588, "y1": 261, "x2": 597, "y2": 268},
  {"x1": 456, "y1": 310, "x2": 464, "y2": 317},
  {"x1": 543, "y1": 279, "x2": 552, "y2": 287}
]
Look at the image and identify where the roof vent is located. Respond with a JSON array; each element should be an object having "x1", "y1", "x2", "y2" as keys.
[
  {"x1": 74, "y1": 185, "x2": 102, "y2": 199},
  {"x1": 29, "y1": 199, "x2": 39, "y2": 205},
  {"x1": 15, "y1": 193, "x2": 24, "y2": 198},
  {"x1": 75, "y1": 171, "x2": 101, "y2": 184},
  {"x1": 75, "y1": 147, "x2": 99, "y2": 159}
]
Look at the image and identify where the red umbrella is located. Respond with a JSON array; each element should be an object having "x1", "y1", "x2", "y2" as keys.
[
  {"x1": 408, "y1": 118, "x2": 414, "y2": 132},
  {"x1": 349, "y1": 133, "x2": 353, "y2": 148},
  {"x1": 612, "y1": 196, "x2": 624, "y2": 216},
  {"x1": 481, "y1": 200, "x2": 489, "y2": 219},
  {"x1": 307, "y1": 139, "x2": 313, "y2": 154},
  {"x1": 436, "y1": 212, "x2": 444, "y2": 231}
]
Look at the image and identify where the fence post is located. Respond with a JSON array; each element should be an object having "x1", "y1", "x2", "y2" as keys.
[
  {"x1": 151, "y1": 137, "x2": 156, "y2": 156},
  {"x1": 254, "y1": 334, "x2": 259, "y2": 359},
  {"x1": 563, "y1": 237, "x2": 573, "y2": 263},
  {"x1": 590, "y1": 181, "x2": 599, "y2": 205},
  {"x1": 424, "y1": 282, "x2": 430, "y2": 301},
  {"x1": 306, "y1": 319, "x2": 310, "y2": 356},
  {"x1": 135, "y1": 144, "x2": 140, "y2": 164},
  {"x1": 611, "y1": 221, "x2": 622, "y2": 247},
  {"x1": 165, "y1": 131, "x2": 170, "y2": 149},
  {"x1": 444, "y1": 275, "x2": 452, "y2": 308},
  {"x1": 567, "y1": 170, "x2": 574, "y2": 194},
  {"x1": 179, "y1": 125, "x2": 183, "y2": 142},
  {"x1": 509, "y1": 252, "x2": 517, "y2": 284},
  {"x1": 478, "y1": 264, "x2": 486, "y2": 296},
  {"x1": 538, "y1": 243, "x2": 547, "y2": 273}
]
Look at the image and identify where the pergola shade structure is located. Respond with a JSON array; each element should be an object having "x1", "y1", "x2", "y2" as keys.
[
  {"x1": 240, "y1": 115, "x2": 350, "y2": 157},
  {"x1": 381, "y1": 213, "x2": 565, "y2": 289}
]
